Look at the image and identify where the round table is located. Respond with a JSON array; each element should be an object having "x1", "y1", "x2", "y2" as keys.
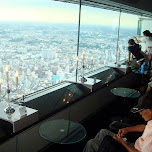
[
  {"x1": 132, "y1": 69, "x2": 150, "y2": 91},
  {"x1": 39, "y1": 119, "x2": 87, "y2": 144},
  {"x1": 110, "y1": 87, "x2": 141, "y2": 98},
  {"x1": 110, "y1": 87, "x2": 141, "y2": 120}
]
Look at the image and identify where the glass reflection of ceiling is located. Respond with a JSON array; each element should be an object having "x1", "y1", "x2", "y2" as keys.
[
  {"x1": 89, "y1": 68, "x2": 123, "y2": 85},
  {"x1": 23, "y1": 83, "x2": 90, "y2": 120}
]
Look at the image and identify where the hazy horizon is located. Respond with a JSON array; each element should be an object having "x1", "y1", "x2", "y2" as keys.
[{"x1": 0, "y1": 0, "x2": 138, "y2": 28}]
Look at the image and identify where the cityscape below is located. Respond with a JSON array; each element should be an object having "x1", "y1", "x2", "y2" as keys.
[{"x1": 0, "y1": 22, "x2": 137, "y2": 100}]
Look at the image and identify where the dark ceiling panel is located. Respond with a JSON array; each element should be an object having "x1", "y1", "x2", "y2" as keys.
[
  {"x1": 56, "y1": 0, "x2": 152, "y2": 16},
  {"x1": 120, "y1": 0, "x2": 140, "y2": 4}
]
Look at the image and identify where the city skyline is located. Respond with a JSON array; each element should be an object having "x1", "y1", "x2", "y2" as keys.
[
  {"x1": 0, "y1": 0, "x2": 139, "y2": 100},
  {"x1": 0, "y1": 22, "x2": 135, "y2": 100}
]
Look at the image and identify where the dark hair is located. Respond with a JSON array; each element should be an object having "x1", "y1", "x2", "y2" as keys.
[
  {"x1": 143, "y1": 30, "x2": 151, "y2": 36},
  {"x1": 131, "y1": 93, "x2": 152, "y2": 113},
  {"x1": 128, "y1": 39, "x2": 136, "y2": 45},
  {"x1": 128, "y1": 39, "x2": 141, "y2": 50}
]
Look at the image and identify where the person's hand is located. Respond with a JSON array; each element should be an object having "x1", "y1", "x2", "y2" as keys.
[
  {"x1": 117, "y1": 128, "x2": 128, "y2": 137},
  {"x1": 133, "y1": 36, "x2": 137, "y2": 40},
  {"x1": 113, "y1": 134, "x2": 125, "y2": 145},
  {"x1": 125, "y1": 60, "x2": 130, "y2": 63},
  {"x1": 148, "y1": 46, "x2": 152, "y2": 50}
]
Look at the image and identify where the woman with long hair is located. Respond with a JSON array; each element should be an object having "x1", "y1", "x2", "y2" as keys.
[
  {"x1": 134, "y1": 30, "x2": 152, "y2": 55},
  {"x1": 127, "y1": 39, "x2": 146, "y2": 67}
]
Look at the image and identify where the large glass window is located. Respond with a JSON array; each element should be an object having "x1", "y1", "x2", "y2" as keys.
[
  {"x1": 140, "y1": 18, "x2": 152, "y2": 33},
  {"x1": 137, "y1": 17, "x2": 152, "y2": 52},
  {"x1": 0, "y1": 0, "x2": 79, "y2": 99},
  {"x1": 119, "y1": 12, "x2": 138, "y2": 62},
  {"x1": 79, "y1": 5, "x2": 120, "y2": 75},
  {"x1": 0, "y1": 0, "x2": 149, "y2": 101}
]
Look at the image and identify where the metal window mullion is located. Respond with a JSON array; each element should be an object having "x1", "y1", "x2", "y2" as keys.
[
  {"x1": 76, "y1": 0, "x2": 81, "y2": 82},
  {"x1": 116, "y1": 9, "x2": 121, "y2": 64}
]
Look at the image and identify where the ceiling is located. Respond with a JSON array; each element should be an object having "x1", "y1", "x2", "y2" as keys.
[
  {"x1": 58, "y1": 0, "x2": 152, "y2": 16},
  {"x1": 89, "y1": 0, "x2": 152, "y2": 13}
]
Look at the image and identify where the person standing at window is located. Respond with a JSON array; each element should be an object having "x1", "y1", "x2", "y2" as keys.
[
  {"x1": 127, "y1": 39, "x2": 146, "y2": 67},
  {"x1": 134, "y1": 30, "x2": 152, "y2": 55}
]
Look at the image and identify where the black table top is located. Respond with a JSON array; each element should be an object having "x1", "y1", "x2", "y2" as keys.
[{"x1": 110, "y1": 87, "x2": 141, "y2": 98}]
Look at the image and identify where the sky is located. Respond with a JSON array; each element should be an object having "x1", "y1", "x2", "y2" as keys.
[{"x1": 0, "y1": 0, "x2": 138, "y2": 28}]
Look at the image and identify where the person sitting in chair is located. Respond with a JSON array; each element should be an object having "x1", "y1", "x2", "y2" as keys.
[{"x1": 83, "y1": 94, "x2": 152, "y2": 152}]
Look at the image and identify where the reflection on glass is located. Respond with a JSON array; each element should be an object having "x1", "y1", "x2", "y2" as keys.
[
  {"x1": 137, "y1": 17, "x2": 152, "y2": 53},
  {"x1": 0, "y1": 0, "x2": 79, "y2": 98},
  {"x1": 119, "y1": 13, "x2": 138, "y2": 61},
  {"x1": 0, "y1": 0, "x2": 149, "y2": 101},
  {"x1": 80, "y1": 6, "x2": 120, "y2": 73}
]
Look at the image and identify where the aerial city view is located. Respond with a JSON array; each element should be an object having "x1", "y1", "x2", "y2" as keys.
[
  {"x1": 0, "y1": 0, "x2": 138, "y2": 100},
  {"x1": 0, "y1": 22, "x2": 136, "y2": 99}
]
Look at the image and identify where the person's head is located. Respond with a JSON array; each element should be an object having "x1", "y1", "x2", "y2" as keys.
[
  {"x1": 128, "y1": 39, "x2": 136, "y2": 46},
  {"x1": 131, "y1": 94, "x2": 152, "y2": 121},
  {"x1": 143, "y1": 30, "x2": 151, "y2": 37}
]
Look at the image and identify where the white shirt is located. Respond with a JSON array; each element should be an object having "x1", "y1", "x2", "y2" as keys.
[
  {"x1": 142, "y1": 37, "x2": 152, "y2": 55},
  {"x1": 135, "y1": 120, "x2": 152, "y2": 152}
]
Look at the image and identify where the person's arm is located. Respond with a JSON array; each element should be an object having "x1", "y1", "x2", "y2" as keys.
[
  {"x1": 131, "y1": 54, "x2": 134, "y2": 59},
  {"x1": 134, "y1": 36, "x2": 142, "y2": 43},
  {"x1": 145, "y1": 85, "x2": 151, "y2": 94},
  {"x1": 144, "y1": 49, "x2": 147, "y2": 53},
  {"x1": 145, "y1": 81, "x2": 152, "y2": 94},
  {"x1": 128, "y1": 51, "x2": 131, "y2": 62},
  {"x1": 126, "y1": 124, "x2": 145, "y2": 132},
  {"x1": 114, "y1": 135, "x2": 139, "y2": 152},
  {"x1": 118, "y1": 124, "x2": 146, "y2": 137},
  {"x1": 148, "y1": 46, "x2": 152, "y2": 49}
]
